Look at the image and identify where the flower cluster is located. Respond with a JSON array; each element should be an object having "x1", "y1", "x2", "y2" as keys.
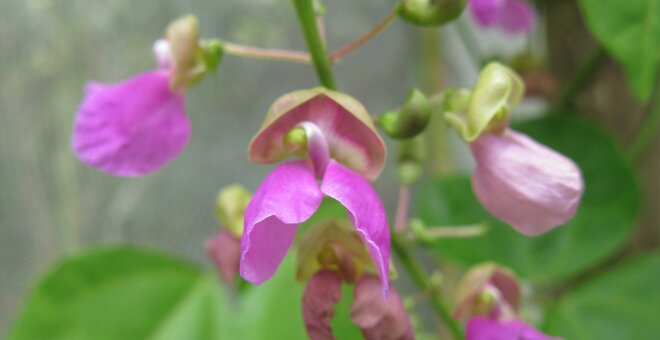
[{"x1": 454, "y1": 263, "x2": 561, "y2": 339}]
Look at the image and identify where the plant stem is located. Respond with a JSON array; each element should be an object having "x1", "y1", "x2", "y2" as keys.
[
  {"x1": 292, "y1": 0, "x2": 337, "y2": 89},
  {"x1": 554, "y1": 45, "x2": 606, "y2": 110},
  {"x1": 222, "y1": 42, "x2": 311, "y2": 64},
  {"x1": 329, "y1": 10, "x2": 397, "y2": 62},
  {"x1": 627, "y1": 71, "x2": 660, "y2": 161},
  {"x1": 392, "y1": 235, "x2": 463, "y2": 339},
  {"x1": 455, "y1": 17, "x2": 484, "y2": 66},
  {"x1": 395, "y1": 186, "x2": 411, "y2": 232}
]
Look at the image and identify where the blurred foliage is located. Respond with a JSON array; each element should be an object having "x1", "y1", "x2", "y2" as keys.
[
  {"x1": 417, "y1": 116, "x2": 640, "y2": 284},
  {"x1": 544, "y1": 252, "x2": 660, "y2": 339},
  {"x1": 577, "y1": 0, "x2": 659, "y2": 101}
]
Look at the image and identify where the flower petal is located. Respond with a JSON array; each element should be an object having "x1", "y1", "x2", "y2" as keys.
[
  {"x1": 321, "y1": 160, "x2": 390, "y2": 295},
  {"x1": 498, "y1": 0, "x2": 536, "y2": 34},
  {"x1": 240, "y1": 161, "x2": 323, "y2": 284},
  {"x1": 302, "y1": 270, "x2": 343, "y2": 340},
  {"x1": 469, "y1": 0, "x2": 502, "y2": 27},
  {"x1": 350, "y1": 274, "x2": 414, "y2": 340},
  {"x1": 206, "y1": 230, "x2": 242, "y2": 284},
  {"x1": 72, "y1": 70, "x2": 190, "y2": 177},
  {"x1": 249, "y1": 88, "x2": 386, "y2": 181},
  {"x1": 470, "y1": 129, "x2": 584, "y2": 236},
  {"x1": 466, "y1": 316, "x2": 561, "y2": 340}
]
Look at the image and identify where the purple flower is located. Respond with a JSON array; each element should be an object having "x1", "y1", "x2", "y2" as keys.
[
  {"x1": 469, "y1": 0, "x2": 536, "y2": 34},
  {"x1": 470, "y1": 129, "x2": 583, "y2": 236},
  {"x1": 302, "y1": 271, "x2": 413, "y2": 340},
  {"x1": 239, "y1": 159, "x2": 390, "y2": 294},
  {"x1": 454, "y1": 263, "x2": 520, "y2": 320},
  {"x1": 467, "y1": 316, "x2": 560, "y2": 340},
  {"x1": 72, "y1": 68, "x2": 190, "y2": 177},
  {"x1": 72, "y1": 16, "x2": 207, "y2": 177}
]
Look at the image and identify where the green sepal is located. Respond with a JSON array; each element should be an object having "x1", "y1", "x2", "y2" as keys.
[{"x1": 444, "y1": 62, "x2": 525, "y2": 142}]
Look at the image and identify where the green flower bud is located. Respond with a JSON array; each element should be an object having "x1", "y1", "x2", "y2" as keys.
[
  {"x1": 214, "y1": 184, "x2": 252, "y2": 238},
  {"x1": 396, "y1": 136, "x2": 426, "y2": 185},
  {"x1": 444, "y1": 62, "x2": 525, "y2": 142},
  {"x1": 398, "y1": 0, "x2": 467, "y2": 27},
  {"x1": 378, "y1": 88, "x2": 432, "y2": 139}
]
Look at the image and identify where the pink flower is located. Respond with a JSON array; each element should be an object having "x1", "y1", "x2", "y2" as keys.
[
  {"x1": 239, "y1": 159, "x2": 390, "y2": 294},
  {"x1": 302, "y1": 271, "x2": 413, "y2": 340},
  {"x1": 470, "y1": 129, "x2": 584, "y2": 236},
  {"x1": 466, "y1": 316, "x2": 560, "y2": 340},
  {"x1": 72, "y1": 16, "x2": 209, "y2": 177},
  {"x1": 72, "y1": 66, "x2": 190, "y2": 176},
  {"x1": 469, "y1": 0, "x2": 536, "y2": 34},
  {"x1": 241, "y1": 88, "x2": 390, "y2": 293}
]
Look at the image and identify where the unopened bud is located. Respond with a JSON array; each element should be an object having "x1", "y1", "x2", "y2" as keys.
[
  {"x1": 378, "y1": 88, "x2": 431, "y2": 139},
  {"x1": 215, "y1": 184, "x2": 252, "y2": 238}
]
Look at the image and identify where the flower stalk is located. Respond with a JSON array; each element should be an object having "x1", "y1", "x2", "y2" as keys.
[
  {"x1": 329, "y1": 10, "x2": 398, "y2": 62},
  {"x1": 292, "y1": 0, "x2": 337, "y2": 89},
  {"x1": 221, "y1": 42, "x2": 311, "y2": 64}
]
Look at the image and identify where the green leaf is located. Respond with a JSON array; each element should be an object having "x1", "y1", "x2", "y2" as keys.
[
  {"x1": 417, "y1": 116, "x2": 640, "y2": 283},
  {"x1": 10, "y1": 247, "x2": 235, "y2": 340},
  {"x1": 544, "y1": 252, "x2": 660, "y2": 339},
  {"x1": 239, "y1": 252, "x2": 308, "y2": 340},
  {"x1": 578, "y1": 0, "x2": 660, "y2": 101}
]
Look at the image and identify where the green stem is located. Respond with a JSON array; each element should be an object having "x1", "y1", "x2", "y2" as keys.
[
  {"x1": 292, "y1": 0, "x2": 337, "y2": 89},
  {"x1": 626, "y1": 71, "x2": 660, "y2": 160},
  {"x1": 455, "y1": 17, "x2": 484, "y2": 66},
  {"x1": 554, "y1": 45, "x2": 606, "y2": 111},
  {"x1": 392, "y1": 235, "x2": 463, "y2": 339}
]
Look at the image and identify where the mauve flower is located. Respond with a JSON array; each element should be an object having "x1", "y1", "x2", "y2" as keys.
[
  {"x1": 444, "y1": 63, "x2": 584, "y2": 235},
  {"x1": 454, "y1": 263, "x2": 520, "y2": 320},
  {"x1": 469, "y1": 0, "x2": 536, "y2": 34},
  {"x1": 302, "y1": 270, "x2": 343, "y2": 340},
  {"x1": 249, "y1": 87, "x2": 386, "y2": 181},
  {"x1": 470, "y1": 129, "x2": 583, "y2": 236},
  {"x1": 467, "y1": 316, "x2": 560, "y2": 340},
  {"x1": 350, "y1": 274, "x2": 414, "y2": 340},
  {"x1": 241, "y1": 88, "x2": 390, "y2": 293},
  {"x1": 302, "y1": 271, "x2": 413, "y2": 340},
  {"x1": 72, "y1": 16, "x2": 207, "y2": 177},
  {"x1": 239, "y1": 159, "x2": 390, "y2": 294},
  {"x1": 72, "y1": 68, "x2": 190, "y2": 177}
]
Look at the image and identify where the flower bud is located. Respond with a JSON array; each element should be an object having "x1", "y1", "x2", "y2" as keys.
[
  {"x1": 398, "y1": 0, "x2": 467, "y2": 27},
  {"x1": 396, "y1": 136, "x2": 426, "y2": 185},
  {"x1": 454, "y1": 263, "x2": 520, "y2": 320},
  {"x1": 378, "y1": 88, "x2": 432, "y2": 139},
  {"x1": 215, "y1": 184, "x2": 252, "y2": 238},
  {"x1": 444, "y1": 62, "x2": 524, "y2": 142},
  {"x1": 206, "y1": 230, "x2": 242, "y2": 284}
]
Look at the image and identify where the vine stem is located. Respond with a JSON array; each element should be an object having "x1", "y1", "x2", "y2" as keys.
[
  {"x1": 292, "y1": 0, "x2": 337, "y2": 89},
  {"x1": 391, "y1": 235, "x2": 463, "y2": 339},
  {"x1": 626, "y1": 71, "x2": 660, "y2": 160},
  {"x1": 554, "y1": 45, "x2": 606, "y2": 110},
  {"x1": 394, "y1": 186, "x2": 411, "y2": 232},
  {"x1": 329, "y1": 10, "x2": 397, "y2": 62},
  {"x1": 222, "y1": 42, "x2": 311, "y2": 64}
]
